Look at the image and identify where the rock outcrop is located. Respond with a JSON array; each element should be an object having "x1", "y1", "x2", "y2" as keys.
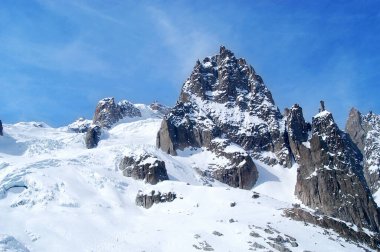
[
  {"x1": 346, "y1": 108, "x2": 380, "y2": 192},
  {"x1": 294, "y1": 103, "x2": 380, "y2": 232},
  {"x1": 0, "y1": 120, "x2": 3, "y2": 136},
  {"x1": 93, "y1": 98, "x2": 141, "y2": 129},
  {"x1": 85, "y1": 98, "x2": 142, "y2": 149},
  {"x1": 346, "y1": 108, "x2": 367, "y2": 151},
  {"x1": 135, "y1": 190, "x2": 176, "y2": 209},
  {"x1": 68, "y1": 118, "x2": 92, "y2": 133},
  {"x1": 85, "y1": 125, "x2": 101, "y2": 149},
  {"x1": 285, "y1": 207, "x2": 380, "y2": 250},
  {"x1": 209, "y1": 139, "x2": 258, "y2": 189},
  {"x1": 157, "y1": 46, "x2": 292, "y2": 168},
  {"x1": 119, "y1": 152, "x2": 169, "y2": 185},
  {"x1": 285, "y1": 104, "x2": 311, "y2": 163}
]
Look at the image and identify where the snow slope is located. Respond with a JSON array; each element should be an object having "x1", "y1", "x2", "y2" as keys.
[{"x1": 0, "y1": 116, "x2": 374, "y2": 251}]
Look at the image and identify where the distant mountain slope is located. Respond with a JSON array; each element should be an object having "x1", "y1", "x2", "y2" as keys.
[{"x1": 0, "y1": 116, "x2": 375, "y2": 251}]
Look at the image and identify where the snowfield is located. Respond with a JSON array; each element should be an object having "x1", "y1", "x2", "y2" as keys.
[{"x1": 0, "y1": 115, "x2": 374, "y2": 251}]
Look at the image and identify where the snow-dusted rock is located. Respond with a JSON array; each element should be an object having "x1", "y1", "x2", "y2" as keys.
[
  {"x1": 208, "y1": 139, "x2": 258, "y2": 189},
  {"x1": 285, "y1": 104, "x2": 311, "y2": 163},
  {"x1": 93, "y1": 97, "x2": 141, "y2": 129},
  {"x1": 67, "y1": 117, "x2": 92, "y2": 133},
  {"x1": 119, "y1": 151, "x2": 169, "y2": 185},
  {"x1": 285, "y1": 208, "x2": 380, "y2": 250},
  {"x1": 85, "y1": 98, "x2": 142, "y2": 149},
  {"x1": 294, "y1": 103, "x2": 380, "y2": 232},
  {"x1": 157, "y1": 46, "x2": 292, "y2": 168},
  {"x1": 156, "y1": 46, "x2": 291, "y2": 189},
  {"x1": 346, "y1": 108, "x2": 380, "y2": 192},
  {"x1": 135, "y1": 190, "x2": 176, "y2": 209}
]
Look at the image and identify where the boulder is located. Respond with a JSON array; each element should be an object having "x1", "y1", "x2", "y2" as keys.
[
  {"x1": 208, "y1": 139, "x2": 258, "y2": 189},
  {"x1": 135, "y1": 190, "x2": 176, "y2": 209},
  {"x1": 85, "y1": 125, "x2": 101, "y2": 149},
  {"x1": 119, "y1": 152, "x2": 169, "y2": 185}
]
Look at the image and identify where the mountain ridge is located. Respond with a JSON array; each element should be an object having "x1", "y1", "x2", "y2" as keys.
[{"x1": 0, "y1": 46, "x2": 380, "y2": 251}]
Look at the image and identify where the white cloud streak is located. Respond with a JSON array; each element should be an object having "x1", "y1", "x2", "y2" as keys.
[{"x1": 146, "y1": 5, "x2": 220, "y2": 81}]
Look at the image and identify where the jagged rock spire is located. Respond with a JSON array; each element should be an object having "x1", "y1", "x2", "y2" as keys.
[
  {"x1": 295, "y1": 103, "x2": 380, "y2": 232},
  {"x1": 0, "y1": 120, "x2": 3, "y2": 136},
  {"x1": 157, "y1": 46, "x2": 292, "y2": 191},
  {"x1": 285, "y1": 104, "x2": 311, "y2": 163},
  {"x1": 319, "y1": 100, "x2": 325, "y2": 112},
  {"x1": 346, "y1": 107, "x2": 365, "y2": 151}
]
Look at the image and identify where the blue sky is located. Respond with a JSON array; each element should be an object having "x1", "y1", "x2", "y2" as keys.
[{"x1": 0, "y1": 0, "x2": 379, "y2": 127}]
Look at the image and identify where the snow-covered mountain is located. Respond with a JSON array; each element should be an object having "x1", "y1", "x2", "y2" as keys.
[{"x1": 1, "y1": 46, "x2": 380, "y2": 251}]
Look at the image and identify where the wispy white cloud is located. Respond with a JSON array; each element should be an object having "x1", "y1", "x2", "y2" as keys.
[
  {"x1": 38, "y1": 0, "x2": 127, "y2": 26},
  {"x1": 146, "y1": 5, "x2": 220, "y2": 81},
  {"x1": 0, "y1": 37, "x2": 109, "y2": 74}
]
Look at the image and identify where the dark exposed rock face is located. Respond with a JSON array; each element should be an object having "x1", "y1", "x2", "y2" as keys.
[
  {"x1": 93, "y1": 98, "x2": 141, "y2": 129},
  {"x1": 294, "y1": 105, "x2": 380, "y2": 232},
  {"x1": 85, "y1": 125, "x2": 101, "y2": 149},
  {"x1": 285, "y1": 104, "x2": 311, "y2": 163},
  {"x1": 119, "y1": 152, "x2": 169, "y2": 185},
  {"x1": 346, "y1": 108, "x2": 367, "y2": 151},
  {"x1": 346, "y1": 108, "x2": 380, "y2": 192},
  {"x1": 156, "y1": 46, "x2": 290, "y2": 188},
  {"x1": 285, "y1": 207, "x2": 380, "y2": 250},
  {"x1": 208, "y1": 139, "x2": 258, "y2": 189},
  {"x1": 135, "y1": 190, "x2": 176, "y2": 209},
  {"x1": 0, "y1": 120, "x2": 3, "y2": 136}
]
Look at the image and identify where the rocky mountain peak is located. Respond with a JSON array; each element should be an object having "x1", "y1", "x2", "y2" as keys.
[
  {"x1": 93, "y1": 97, "x2": 141, "y2": 129},
  {"x1": 85, "y1": 97, "x2": 141, "y2": 149},
  {"x1": 180, "y1": 46, "x2": 274, "y2": 107},
  {"x1": 157, "y1": 46, "x2": 293, "y2": 185},
  {"x1": 93, "y1": 97, "x2": 120, "y2": 128},
  {"x1": 219, "y1": 45, "x2": 234, "y2": 59},
  {"x1": 295, "y1": 103, "x2": 380, "y2": 232}
]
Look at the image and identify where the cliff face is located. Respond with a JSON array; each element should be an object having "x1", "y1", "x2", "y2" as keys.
[
  {"x1": 346, "y1": 108, "x2": 380, "y2": 192},
  {"x1": 294, "y1": 104, "x2": 380, "y2": 232}
]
